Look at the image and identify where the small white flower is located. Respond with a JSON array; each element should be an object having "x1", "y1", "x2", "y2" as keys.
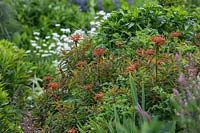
[
  {"x1": 61, "y1": 35, "x2": 67, "y2": 40},
  {"x1": 26, "y1": 50, "x2": 31, "y2": 54},
  {"x1": 33, "y1": 32, "x2": 40, "y2": 36},
  {"x1": 35, "y1": 46, "x2": 41, "y2": 49},
  {"x1": 44, "y1": 50, "x2": 49, "y2": 53},
  {"x1": 65, "y1": 28, "x2": 71, "y2": 33},
  {"x1": 41, "y1": 54, "x2": 52, "y2": 57},
  {"x1": 43, "y1": 43, "x2": 47, "y2": 47},
  {"x1": 63, "y1": 43, "x2": 71, "y2": 50},
  {"x1": 57, "y1": 42, "x2": 63, "y2": 47},
  {"x1": 55, "y1": 24, "x2": 61, "y2": 27},
  {"x1": 49, "y1": 50, "x2": 56, "y2": 54},
  {"x1": 52, "y1": 33, "x2": 60, "y2": 38},
  {"x1": 45, "y1": 36, "x2": 51, "y2": 39},
  {"x1": 98, "y1": 10, "x2": 106, "y2": 16},
  {"x1": 90, "y1": 21, "x2": 95, "y2": 25},
  {"x1": 31, "y1": 43, "x2": 38, "y2": 47},
  {"x1": 39, "y1": 50, "x2": 44, "y2": 53},
  {"x1": 35, "y1": 36, "x2": 40, "y2": 40},
  {"x1": 30, "y1": 40, "x2": 36, "y2": 43},
  {"x1": 95, "y1": 22, "x2": 100, "y2": 27}
]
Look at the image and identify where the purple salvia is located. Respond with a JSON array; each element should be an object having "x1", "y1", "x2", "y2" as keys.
[
  {"x1": 175, "y1": 53, "x2": 181, "y2": 73},
  {"x1": 185, "y1": 64, "x2": 189, "y2": 76},
  {"x1": 135, "y1": 104, "x2": 143, "y2": 114},
  {"x1": 98, "y1": 0, "x2": 103, "y2": 10},
  {"x1": 184, "y1": 87, "x2": 190, "y2": 104},
  {"x1": 187, "y1": 53, "x2": 195, "y2": 69},
  {"x1": 114, "y1": 0, "x2": 119, "y2": 9},
  {"x1": 135, "y1": 104, "x2": 151, "y2": 123},
  {"x1": 128, "y1": 0, "x2": 133, "y2": 6},
  {"x1": 75, "y1": 0, "x2": 87, "y2": 11},
  {"x1": 178, "y1": 73, "x2": 185, "y2": 85},
  {"x1": 173, "y1": 88, "x2": 180, "y2": 98},
  {"x1": 142, "y1": 111, "x2": 152, "y2": 123},
  {"x1": 173, "y1": 88, "x2": 182, "y2": 103}
]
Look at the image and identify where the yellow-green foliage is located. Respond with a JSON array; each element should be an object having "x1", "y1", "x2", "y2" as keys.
[{"x1": 0, "y1": 40, "x2": 31, "y2": 109}]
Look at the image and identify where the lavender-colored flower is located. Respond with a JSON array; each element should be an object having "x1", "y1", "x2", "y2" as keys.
[
  {"x1": 187, "y1": 53, "x2": 195, "y2": 69},
  {"x1": 184, "y1": 87, "x2": 190, "y2": 104},
  {"x1": 128, "y1": 0, "x2": 133, "y2": 6},
  {"x1": 114, "y1": 0, "x2": 119, "y2": 9},
  {"x1": 175, "y1": 53, "x2": 181, "y2": 73},
  {"x1": 98, "y1": 0, "x2": 103, "y2": 10},
  {"x1": 173, "y1": 88, "x2": 180, "y2": 98},
  {"x1": 178, "y1": 73, "x2": 185, "y2": 85},
  {"x1": 135, "y1": 104, "x2": 151, "y2": 123},
  {"x1": 75, "y1": 0, "x2": 87, "y2": 11},
  {"x1": 188, "y1": 21, "x2": 195, "y2": 25}
]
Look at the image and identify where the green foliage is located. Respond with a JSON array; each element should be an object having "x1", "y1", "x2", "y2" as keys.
[
  {"x1": 0, "y1": 83, "x2": 22, "y2": 133},
  {"x1": 97, "y1": 3, "x2": 199, "y2": 49},
  {"x1": 0, "y1": 40, "x2": 32, "y2": 109},
  {"x1": 0, "y1": 1, "x2": 20, "y2": 40},
  {"x1": 157, "y1": 0, "x2": 185, "y2": 7}
]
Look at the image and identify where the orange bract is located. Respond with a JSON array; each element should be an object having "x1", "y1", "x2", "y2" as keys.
[
  {"x1": 76, "y1": 61, "x2": 86, "y2": 67},
  {"x1": 125, "y1": 64, "x2": 136, "y2": 74},
  {"x1": 83, "y1": 84, "x2": 93, "y2": 91},
  {"x1": 115, "y1": 41, "x2": 122, "y2": 47},
  {"x1": 48, "y1": 82, "x2": 59, "y2": 89},
  {"x1": 150, "y1": 36, "x2": 166, "y2": 47},
  {"x1": 70, "y1": 34, "x2": 81, "y2": 42},
  {"x1": 93, "y1": 48, "x2": 105, "y2": 56},
  {"x1": 136, "y1": 48, "x2": 145, "y2": 56},
  {"x1": 43, "y1": 75, "x2": 52, "y2": 81},
  {"x1": 67, "y1": 129, "x2": 76, "y2": 133},
  {"x1": 145, "y1": 49, "x2": 155, "y2": 55},
  {"x1": 170, "y1": 32, "x2": 182, "y2": 39},
  {"x1": 94, "y1": 92, "x2": 104, "y2": 100}
]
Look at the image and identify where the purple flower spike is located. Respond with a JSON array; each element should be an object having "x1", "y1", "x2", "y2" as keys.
[
  {"x1": 135, "y1": 104, "x2": 151, "y2": 123},
  {"x1": 98, "y1": 0, "x2": 103, "y2": 10},
  {"x1": 173, "y1": 88, "x2": 180, "y2": 97},
  {"x1": 114, "y1": 0, "x2": 119, "y2": 9},
  {"x1": 178, "y1": 73, "x2": 185, "y2": 85},
  {"x1": 128, "y1": 0, "x2": 133, "y2": 6}
]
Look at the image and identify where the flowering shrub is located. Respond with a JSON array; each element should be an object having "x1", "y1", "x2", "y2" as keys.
[{"x1": 172, "y1": 53, "x2": 200, "y2": 132}]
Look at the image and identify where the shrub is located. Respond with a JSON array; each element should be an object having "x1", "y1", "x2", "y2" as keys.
[
  {"x1": 172, "y1": 53, "x2": 200, "y2": 132},
  {"x1": 0, "y1": 82, "x2": 22, "y2": 132},
  {"x1": 97, "y1": 3, "x2": 199, "y2": 49},
  {"x1": 0, "y1": 1, "x2": 20, "y2": 40},
  {"x1": 0, "y1": 40, "x2": 32, "y2": 110}
]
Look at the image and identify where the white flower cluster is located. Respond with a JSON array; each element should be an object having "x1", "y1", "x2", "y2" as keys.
[{"x1": 88, "y1": 10, "x2": 111, "y2": 36}]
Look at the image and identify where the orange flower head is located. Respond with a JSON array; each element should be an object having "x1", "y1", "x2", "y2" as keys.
[
  {"x1": 83, "y1": 84, "x2": 93, "y2": 91},
  {"x1": 70, "y1": 34, "x2": 81, "y2": 42},
  {"x1": 43, "y1": 75, "x2": 52, "y2": 81},
  {"x1": 157, "y1": 59, "x2": 164, "y2": 65},
  {"x1": 136, "y1": 48, "x2": 145, "y2": 56},
  {"x1": 67, "y1": 129, "x2": 76, "y2": 133},
  {"x1": 83, "y1": 44, "x2": 91, "y2": 50},
  {"x1": 125, "y1": 64, "x2": 136, "y2": 74},
  {"x1": 76, "y1": 61, "x2": 86, "y2": 67},
  {"x1": 93, "y1": 48, "x2": 105, "y2": 56},
  {"x1": 170, "y1": 32, "x2": 182, "y2": 39},
  {"x1": 150, "y1": 36, "x2": 166, "y2": 47},
  {"x1": 197, "y1": 32, "x2": 200, "y2": 39},
  {"x1": 145, "y1": 49, "x2": 155, "y2": 55},
  {"x1": 48, "y1": 82, "x2": 59, "y2": 90},
  {"x1": 115, "y1": 41, "x2": 122, "y2": 47},
  {"x1": 94, "y1": 92, "x2": 104, "y2": 100}
]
